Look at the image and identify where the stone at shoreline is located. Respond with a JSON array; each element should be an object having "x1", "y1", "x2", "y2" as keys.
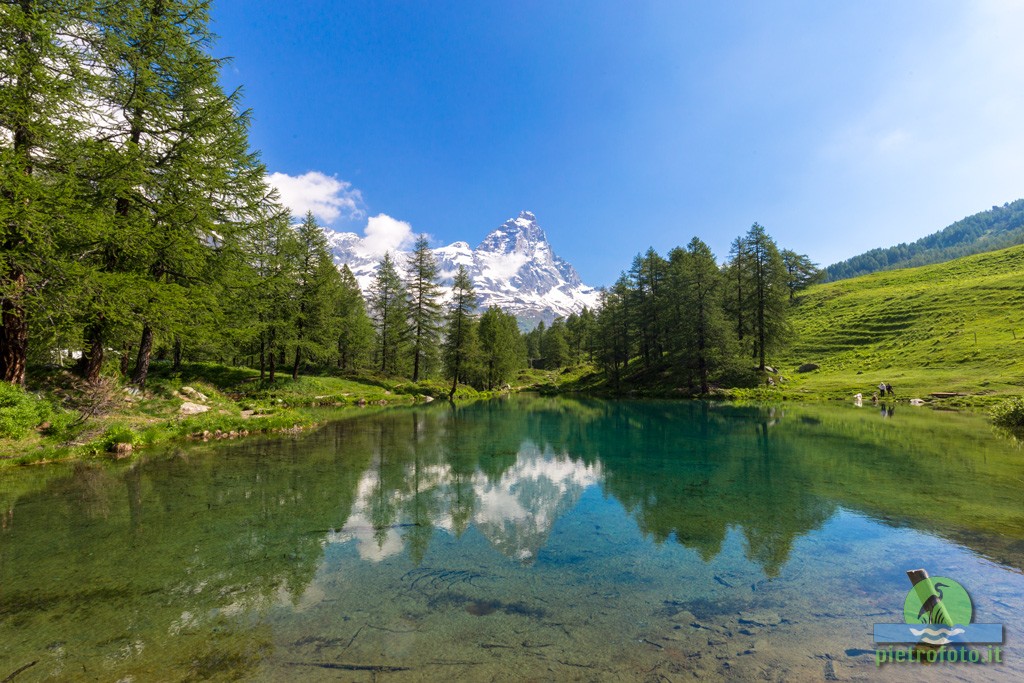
[{"x1": 180, "y1": 401, "x2": 210, "y2": 415}]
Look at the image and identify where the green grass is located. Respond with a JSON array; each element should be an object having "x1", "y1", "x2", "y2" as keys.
[
  {"x1": 0, "y1": 362, "x2": 458, "y2": 467},
  {"x1": 777, "y1": 243, "x2": 1024, "y2": 402}
]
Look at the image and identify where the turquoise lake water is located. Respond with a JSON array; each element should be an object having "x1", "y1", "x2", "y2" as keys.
[{"x1": 2, "y1": 396, "x2": 1022, "y2": 681}]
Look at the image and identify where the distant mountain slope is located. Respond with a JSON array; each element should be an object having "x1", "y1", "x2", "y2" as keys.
[
  {"x1": 783, "y1": 243, "x2": 1024, "y2": 397},
  {"x1": 825, "y1": 199, "x2": 1024, "y2": 281},
  {"x1": 324, "y1": 211, "x2": 600, "y2": 327}
]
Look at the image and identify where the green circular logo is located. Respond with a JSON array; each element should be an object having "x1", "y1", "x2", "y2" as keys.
[{"x1": 903, "y1": 576, "x2": 972, "y2": 626}]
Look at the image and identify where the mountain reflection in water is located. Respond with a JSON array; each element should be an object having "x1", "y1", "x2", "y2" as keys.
[{"x1": 2, "y1": 395, "x2": 1022, "y2": 681}]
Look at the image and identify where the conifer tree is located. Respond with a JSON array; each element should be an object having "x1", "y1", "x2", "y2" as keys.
[
  {"x1": 781, "y1": 249, "x2": 822, "y2": 300},
  {"x1": 290, "y1": 212, "x2": 341, "y2": 379},
  {"x1": 336, "y1": 265, "x2": 374, "y2": 372},
  {"x1": 404, "y1": 235, "x2": 442, "y2": 381},
  {"x1": 676, "y1": 237, "x2": 728, "y2": 393},
  {"x1": 745, "y1": 224, "x2": 789, "y2": 371},
  {"x1": 0, "y1": 0, "x2": 94, "y2": 384},
  {"x1": 724, "y1": 236, "x2": 751, "y2": 353},
  {"x1": 75, "y1": 0, "x2": 263, "y2": 383},
  {"x1": 369, "y1": 252, "x2": 408, "y2": 375},
  {"x1": 443, "y1": 265, "x2": 477, "y2": 399},
  {"x1": 477, "y1": 306, "x2": 525, "y2": 390},
  {"x1": 541, "y1": 318, "x2": 570, "y2": 369}
]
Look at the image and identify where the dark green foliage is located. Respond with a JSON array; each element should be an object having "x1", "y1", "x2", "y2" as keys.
[
  {"x1": 590, "y1": 224, "x2": 796, "y2": 392},
  {"x1": 405, "y1": 235, "x2": 443, "y2": 381},
  {"x1": 991, "y1": 397, "x2": 1024, "y2": 430},
  {"x1": 540, "y1": 318, "x2": 570, "y2": 370},
  {"x1": 781, "y1": 249, "x2": 823, "y2": 300},
  {"x1": 336, "y1": 265, "x2": 374, "y2": 372},
  {"x1": 826, "y1": 199, "x2": 1024, "y2": 281},
  {"x1": 369, "y1": 252, "x2": 409, "y2": 376},
  {"x1": 443, "y1": 266, "x2": 478, "y2": 398},
  {"x1": 477, "y1": 307, "x2": 526, "y2": 390}
]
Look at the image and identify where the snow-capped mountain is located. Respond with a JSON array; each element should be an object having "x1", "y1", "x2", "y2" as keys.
[{"x1": 323, "y1": 211, "x2": 600, "y2": 327}]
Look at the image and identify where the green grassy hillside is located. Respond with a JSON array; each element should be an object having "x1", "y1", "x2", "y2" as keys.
[{"x1": 780, "y1": 243, "x2": 1024, "y2": 401}]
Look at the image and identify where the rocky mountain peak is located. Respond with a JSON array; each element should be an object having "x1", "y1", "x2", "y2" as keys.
[{"x1": 324, "y1": 211, "x2": 599, "y2": 327}]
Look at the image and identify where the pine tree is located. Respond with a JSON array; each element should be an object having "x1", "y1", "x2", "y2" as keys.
[
  {"x1": 404, "y1": 235, "x2": 443, "y2": 381},
  {"x1": 443, "y1": 266, "x2": 477, "y2": 399},
  {"x1": 368, "y1": 252, "x2": 408, "y2": 375}
]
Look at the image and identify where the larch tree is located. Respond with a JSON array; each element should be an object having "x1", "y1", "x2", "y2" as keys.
[
  {"x1": 443, "y1": 265, "x2": 477, "y2": 400},
  {"x1": 290, "y1": 212, "x2": 340, "y2": 379},
  {"x1": 336, "y1": 265, "x2": 373, "y2": 372},
  {"x1": 477, "y1": 306, "x2": 524, "y2": 390},
  {"x1": 0, "y1": 0, "x2": 94, "y2": 384},
  {"x1": 368, "y1": 252, "x2": 408, "y2": 375},
  {"x1": 677, "y1": 237, "x2": 728, "y2": 393},
  {"x1": 745, "y1": 223, "x2": 789, "y2": 371},
  {"x1": 404, "y1": 235, "x2": 442, "y2": 381},
  {"x1": 781, "y1": 249, "x2": 822, "y2": 301}
]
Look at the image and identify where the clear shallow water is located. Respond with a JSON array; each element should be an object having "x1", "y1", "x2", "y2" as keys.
[{"x1": 1, "y1": 396, "x2": 1023, "y2": 681}]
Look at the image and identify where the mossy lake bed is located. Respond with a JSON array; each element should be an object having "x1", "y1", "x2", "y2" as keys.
[{"x1": 1, "y1": 395, "x2": 1022, "y2": 681}]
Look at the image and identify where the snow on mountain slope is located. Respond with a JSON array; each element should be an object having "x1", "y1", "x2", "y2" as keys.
[{"x1": 325, "y1": 211, "x2": 600, "y2": 327}]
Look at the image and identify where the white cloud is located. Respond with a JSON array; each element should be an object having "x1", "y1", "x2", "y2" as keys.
[
  {"x1": 266, "y1": 171, "x2": 364, "y2": 224},
  {"x1": 357, "y1": 213, "x2": 416, "y2": 258}
]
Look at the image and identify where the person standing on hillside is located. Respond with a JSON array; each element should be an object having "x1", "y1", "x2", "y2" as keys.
[
  {"x1": 878, "y1": 381, "x2": 886, "y2": 396},
  {"x1": 886, "y1": 383, "x2": 895, "y2": 396}
]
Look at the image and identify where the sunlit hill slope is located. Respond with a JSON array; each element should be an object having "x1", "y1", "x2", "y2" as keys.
[{"x1": 782, "y1": 243, "x2": 1024, "y2": 400}]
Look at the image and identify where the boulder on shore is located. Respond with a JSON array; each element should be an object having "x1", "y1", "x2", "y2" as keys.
[{"x1": 180, "y1": 401, "x2": 210, "y2": 415}]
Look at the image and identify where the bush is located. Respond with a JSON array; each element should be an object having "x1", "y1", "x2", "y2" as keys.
[
  {"x1": 0, "y1": 383, "x2": 47, "y2": 439},
  {"x1": 991, "y1": 396, "x2": 1024, "y2": 429},
  {"x1": 0, "y1": 382, "x2": 76, "y2": 439},
  {"x1": 98, "y1": 423, "x2": 141, "y2": 451}
]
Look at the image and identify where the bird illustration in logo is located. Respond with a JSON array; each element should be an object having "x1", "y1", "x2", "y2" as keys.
[{"x1": 915, "y1": 581, "x2": 952, "y2": 624}]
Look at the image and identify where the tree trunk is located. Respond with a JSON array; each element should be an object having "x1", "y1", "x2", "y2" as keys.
[
  {"x1": 259, "y1": 334, "x2": 266, "y2": 381},
  {"x1": 77, "y1": 322, "x2": 105, "y2": 382},
  {"x1": 172, "y1": 335, "x2": 182, "y2": 372},
  {"x1": 292, "y1": 347, "x2": 300, "y2": 380},
  {"x1": 119, "y1": 345, "x2": 132, "y2": 376},
  {"x1": 131, "y1": 324, "x2": 154, "y2": 387},
  {"x1": 0, "y1": 271, "x2": 29, "y2": 386}
]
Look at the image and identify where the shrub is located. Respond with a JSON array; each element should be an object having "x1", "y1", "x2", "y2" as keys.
[
  {"x1": 0, "y1": 383, "x2": 77, "y2": 439},
  {"x1": 98, "y1": 423, "x2": 141, "y2": 451},
  {"x1": 991, "y1": 396, "x2": 1024, "y2": 429},
  {"x1": 0, "y1": 383, "x2": 48, "y2": 439}
]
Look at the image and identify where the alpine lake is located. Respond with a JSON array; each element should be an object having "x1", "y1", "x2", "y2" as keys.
[{"x1": 2, "y1": 395, "x2": 1023, "y2": 682}]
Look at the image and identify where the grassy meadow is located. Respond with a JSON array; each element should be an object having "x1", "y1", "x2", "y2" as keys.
[{"x1": 777, "y1": 243, "x2": 1024, "y2": 402}]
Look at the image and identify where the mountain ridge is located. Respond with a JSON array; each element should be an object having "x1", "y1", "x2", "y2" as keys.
[
  {"x1": 324, "y1": 211, "x2": 600, "y2": 327},
  {"x1": 825, "y1": 198, "x2": 1024, "y2": 281}
]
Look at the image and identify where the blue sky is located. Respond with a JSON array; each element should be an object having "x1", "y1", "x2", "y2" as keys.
[{"x1": 212, "y1": 1, "x2": 1024, "y2": 287}]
